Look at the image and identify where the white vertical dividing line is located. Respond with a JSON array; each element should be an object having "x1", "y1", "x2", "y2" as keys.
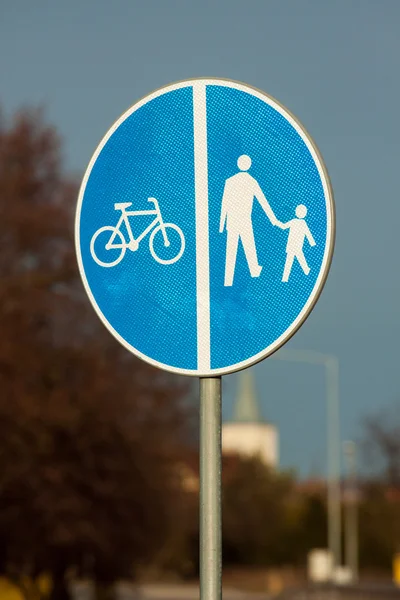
[{"x1": 193, "y1": 81, "x2": 211, "y2": 372}]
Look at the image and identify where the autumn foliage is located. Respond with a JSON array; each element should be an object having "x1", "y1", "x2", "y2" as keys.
[{"x1": 0, "y1": 108, "x2": 194, "y2": 599}]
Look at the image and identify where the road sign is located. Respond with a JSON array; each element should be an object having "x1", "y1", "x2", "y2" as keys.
[{"x1": 75, "y1": 78, "x2": 335, "y2": 377}]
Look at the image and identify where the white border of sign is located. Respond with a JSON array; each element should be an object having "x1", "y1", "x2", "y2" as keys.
[{"x1": 75, "y1": 78, "x2": 335, "y2": 377}]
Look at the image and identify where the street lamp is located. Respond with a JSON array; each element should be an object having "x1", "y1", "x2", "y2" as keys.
[
  {"x1": 272, "y1": 349, "x2": 342, "y2": 573},
  {"x1": 343, "y1": 440, "x2": 358, "y2": 582}
]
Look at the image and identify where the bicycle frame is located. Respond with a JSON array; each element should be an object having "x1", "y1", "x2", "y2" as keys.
[{"x1": 106, "y1": 198, "x2": 169, "y2": 249}]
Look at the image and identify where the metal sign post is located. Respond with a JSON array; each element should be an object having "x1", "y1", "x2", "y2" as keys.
[
  {"x1": 200, "y1": 377, "x2": 222, "y2": 600},
  {"x1": 75, "y1": 78, "x2": 335, "y2": 600}
]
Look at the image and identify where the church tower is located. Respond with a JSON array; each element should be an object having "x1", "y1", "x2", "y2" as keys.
[{"x1": 221, "y1": 369, "x2": 279, "y2": 467}]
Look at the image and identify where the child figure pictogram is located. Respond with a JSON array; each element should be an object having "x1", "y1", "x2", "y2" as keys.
[{"x1": 277, "y1": 204, "x2": 316, "y2": 282}]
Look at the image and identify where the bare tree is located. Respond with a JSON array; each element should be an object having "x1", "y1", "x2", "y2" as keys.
[{"x1": 363, "y1": 405, "x2": 400, "y2": 485}]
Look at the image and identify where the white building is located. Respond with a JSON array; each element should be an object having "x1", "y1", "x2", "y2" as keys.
[{"x1": 222, "y1": 369, "x2": 279, "y2": 468}]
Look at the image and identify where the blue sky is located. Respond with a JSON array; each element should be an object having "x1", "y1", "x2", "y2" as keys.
[{"x1": 2, "y1": 0, "x2": 400, "y2": 476}]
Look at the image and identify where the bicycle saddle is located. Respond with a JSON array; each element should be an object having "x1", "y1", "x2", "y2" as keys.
[{"x1": 114, "y1": 202, "x2": 132, "y2": 210}]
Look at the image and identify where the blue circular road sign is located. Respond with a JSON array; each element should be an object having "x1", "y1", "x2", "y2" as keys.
[{"x1": 75, "y1": 78, "x2": 335, "y2": 376}]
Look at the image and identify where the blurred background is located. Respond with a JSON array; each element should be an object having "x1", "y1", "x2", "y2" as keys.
[{"x1": 1, "y1": 0, "x2": 400, "y2": 598}]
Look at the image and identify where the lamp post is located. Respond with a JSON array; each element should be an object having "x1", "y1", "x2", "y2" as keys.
[
  {"x1": 272, "y1": 349, "x2": 342, "y2": 573},
  {"x1": 343, "y1": 440, "x2": 358, "y2": 582}
]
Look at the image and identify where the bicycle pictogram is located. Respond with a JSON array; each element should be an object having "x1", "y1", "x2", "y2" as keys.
[{"x1": 90, "y1": 197, "x2": 185, "y2": 268}]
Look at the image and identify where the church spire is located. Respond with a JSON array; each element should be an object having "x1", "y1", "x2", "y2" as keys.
[{"x1": 233, "y1": 369, "x2": 261, "y2": 423}]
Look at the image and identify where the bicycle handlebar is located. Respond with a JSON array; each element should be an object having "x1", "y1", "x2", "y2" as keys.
[{"x1": 148, "y1": 197, "x2": 161, "y2": 214}]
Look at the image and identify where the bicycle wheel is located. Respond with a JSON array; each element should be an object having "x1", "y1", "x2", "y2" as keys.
[
  {"x1": 90, "y1": 226, "x2": 126, "y2": 267},
  {"x1": 149, "y1": 223, "x2": 185, "y2": 265}
]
